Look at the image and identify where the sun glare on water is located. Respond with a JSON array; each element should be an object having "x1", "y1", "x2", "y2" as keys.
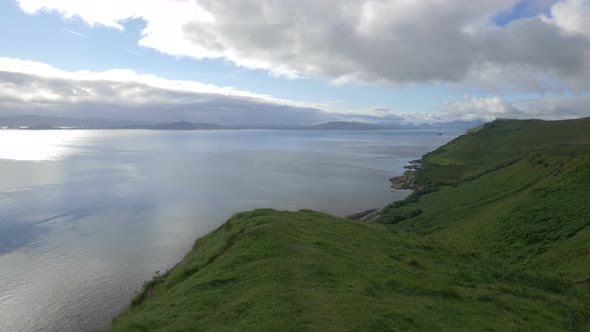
[{"x1": 0, "y1": 130, "x2": 88, "y2": 161}]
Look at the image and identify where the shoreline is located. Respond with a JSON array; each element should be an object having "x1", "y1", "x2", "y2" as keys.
[
  {"x1": 106, "y1": 118, "x2": 590, "y2": 331},
  {"x1": 389, "y1": 159, "x2": 422, "y2": 190},
  {"x1": 347, "y1": 158, "x2": 424, "y2": 221}
]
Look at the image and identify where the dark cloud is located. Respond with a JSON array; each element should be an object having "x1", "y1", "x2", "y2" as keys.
[
  {"x1": 0, "y1": 70, "x2": 336, "y2": 126},
  {"x1": 1, "y1": 59, "x2": 588, "y2": 125}
]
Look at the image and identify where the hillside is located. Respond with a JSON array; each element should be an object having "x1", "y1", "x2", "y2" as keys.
[
  {"x1": 413, "y1": 118, "x2": 590, "y2": 185},
  {"x1": 112, "y1": 210, "x2": 588, "y2": 331},
  {"x1": 111, "y1": 118, "x2": 590, "y2": 331},
  {"x1": 379, "y1": 118, "x2": 590, "y2": 279}
]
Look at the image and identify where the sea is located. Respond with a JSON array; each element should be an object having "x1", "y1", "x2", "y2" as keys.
[{"x1": 0, "y1": 129, "x2": 459, "y2": 331}]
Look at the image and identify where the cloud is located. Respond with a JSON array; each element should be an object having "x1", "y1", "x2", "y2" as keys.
[
  {"x1": 16, "y1": 0, "x2": 590, "y2": 91},
  {"x1": 341, "y1": 96, "x2": 590, "y2": 124},
  {"x1": 549, "y1": 0, "x2": 590, "y2": 37},
  {"x1": 0, "y1": 57, "x2": 588, "y2": 125},
  {"x1": 0, "y1": 57, "x2": 335, "y2": 125},
  {"x1": 441, "y1": 95, "x2": 590, "y2": 121}
]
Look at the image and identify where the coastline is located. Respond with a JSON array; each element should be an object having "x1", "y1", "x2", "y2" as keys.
[
  {"x1": 110, "y1": 118, "x2": 590, "y2": 331},
  {"x1": 119, "y1": 155, "x2": 429, "y2": 318},
  {"x1": 389, "y1": 159, "x2": 422, "y2": 190},
  {"x1": 346, "y1": 158, "x2": 424, "y2": 222}
]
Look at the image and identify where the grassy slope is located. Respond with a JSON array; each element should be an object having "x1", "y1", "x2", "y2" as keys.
[
  {"x1": 112, "y1": 118, "x2": 590, "y2": 331},
  {"x1": 379, "y1": 118, "x2": 590, "y2": 280},
  {"x1": 414, "y1": 118, "x2": 590, "y2": 185},
  {"x1": 112, "y1": 210, "x2": 588, "y2": 331}
]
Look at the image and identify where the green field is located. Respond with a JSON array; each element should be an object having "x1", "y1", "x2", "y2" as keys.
[{"x1": 112, "y1": 118, "x2": 590, "y2": 331}]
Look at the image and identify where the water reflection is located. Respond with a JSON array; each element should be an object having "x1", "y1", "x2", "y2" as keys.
[
  {"x1": 0, "y1": 130, "x2": 88, "y2": 161},
  {"x1": 0, "y1": 129, "x2": 460, "y2": 331}
]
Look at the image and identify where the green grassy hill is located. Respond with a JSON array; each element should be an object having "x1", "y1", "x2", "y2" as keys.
[
  {"x1": 379, "y1": 118, "x2": 590, "y2": 279},
  {"x1": 413, "y1": 118, "x2": 590, "y2": 186},
  {"x1": 112, "y1": 118, "x2": 590, "y2": 331}
]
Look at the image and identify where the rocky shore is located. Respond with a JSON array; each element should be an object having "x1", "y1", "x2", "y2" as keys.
[
  {"x1": 389, "y1": 159, "x2": 421, "y2": 190},
  {"x1": 348, "y1": 159, "x2": 423, "y2": 222}
]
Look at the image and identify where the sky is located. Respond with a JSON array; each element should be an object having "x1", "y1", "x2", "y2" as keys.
[{"x1": 0, "y1": 0, "x2": 589, "y2": 125}]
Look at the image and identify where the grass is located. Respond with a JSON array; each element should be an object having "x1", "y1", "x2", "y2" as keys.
[
  {"x1": 415, "y1": 118, "x2": 590, "y2": 185},
  {"x1": 112, "y1": 209, "x2": 589, "y2": 331},
  {"x1": 112, "y1": 118, "x2": 590, "y2": 331},
  {"x1": 379, "y1": 118, "x2": 590, "y2": 280}
]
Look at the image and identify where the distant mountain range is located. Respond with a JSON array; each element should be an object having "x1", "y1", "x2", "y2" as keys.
[
  {"x1": 304, "y1": 121, "x2": 386, "y2": 130},
  {"x1": 304, "y1": 120, "x2": 485, "y2": 130},
  {"x1": 151, "y1": 121, "x2": 227, "y2": 130},
  {"x1": 0, "y1": 115, "x2": 152, "y2": 128},
  {"x1": 0, "y1": 115, "x2": 484, "y2": 131}
]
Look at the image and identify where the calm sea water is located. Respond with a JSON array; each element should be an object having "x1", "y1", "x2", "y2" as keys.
[{"x1": 0, "y1": 129, "x2": 458, "y2": 331}]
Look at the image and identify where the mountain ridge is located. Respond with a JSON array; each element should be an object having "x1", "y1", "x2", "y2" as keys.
[{"x1": 0, "y1": 114, "x2": 484, "y2": 131}]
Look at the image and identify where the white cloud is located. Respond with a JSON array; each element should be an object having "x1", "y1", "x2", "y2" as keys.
[
  {"x1": 342, "y1": 95, "x2": 590, "y2": 124},
  {"x1": 0, "y1": 57, "x2": 588, "y2": 125},
  {"x1": 16, "y1": 0, "x2": 590, "y2": 91},
  {"x1": 0, "y1": 57, "x2": 311, "y2": 106},
  {"x1": 0, "y1": 57, "x2": 334, "y2": 125},
  {"x1": 441, "y1": 97, "x2": 514, "y2": 121},
  {"x1": 441, "y1": 95, "x2": 590, "y2": 121},
  {"x1": 549, "y1": 0, "x2": 590, "y2": 37}
]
